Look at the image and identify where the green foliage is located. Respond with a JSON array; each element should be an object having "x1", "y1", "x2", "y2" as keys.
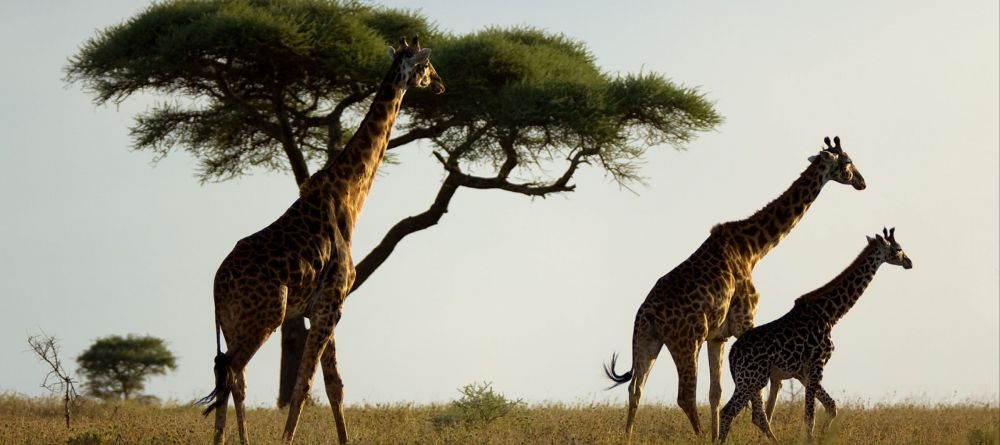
[
  {"x1": 76, "y1": 335, "x2": 177, "y2": 401},
  {"x1": 66, "y1": 0, "x2": 432, "y2": 181},
  {"x1": 66, "y1": 0, "x2": 720, "y2": 186},
  {"x1": 408, "y1": 28, "x2": 721, "y2": 185},
  {"x1": 431, "y1": 382, "x2": 524, "y2": 428}
]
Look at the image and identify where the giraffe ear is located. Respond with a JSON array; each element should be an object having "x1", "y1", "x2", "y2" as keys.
[
  {"x1": 386, "y1": 46, "x2": 396, "y2": 61},
  {"x1": 866, "y1": 235, "x2": 876, "y2": 244},
  {"x1": 808, "y1": 155, "x2": 818, "y2": 163}
]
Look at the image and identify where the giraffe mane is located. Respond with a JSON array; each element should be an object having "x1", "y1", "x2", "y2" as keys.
[{"x1": 793, "y1": 242, "x2": 877, "y2": 307}]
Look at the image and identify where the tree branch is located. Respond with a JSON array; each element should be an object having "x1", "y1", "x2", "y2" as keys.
[
  {"x1": 350, "y1": 175, "x2": 460, "y2": 292},
  {"x1": 429, "y1": 144, "x2": 598, "y2": 197},
  {"x1": 386, "y1": 124, "x2": 448, "y2": 150},
  {"x1": 496, "y1": 133, "x2": 519, "y2": 179},
  {"x1": 273, "y1": 87, "x2": 311, "y2": 185},
  {"x1": 350, "y1": 130, "x2": 597, "y2": 293},
  {"x1": 323, "y1": 84, "x2": 376, "y2": 160}
]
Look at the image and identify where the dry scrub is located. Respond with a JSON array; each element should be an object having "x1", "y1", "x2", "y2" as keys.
[{"x1": 0, "y1": 394, "x2": 996, "y2": 444}]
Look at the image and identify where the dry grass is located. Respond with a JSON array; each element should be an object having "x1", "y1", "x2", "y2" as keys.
[{"x1": 1, "y1": 394, "x2": 996, "y2": 445}]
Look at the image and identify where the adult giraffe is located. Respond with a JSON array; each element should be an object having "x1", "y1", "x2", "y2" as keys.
[
  {"x1": 605, "y1": 137, "x2": 866, "y2": 441},
  {"x1": 198, "y1": 36, "x2": 444, "y2": 445}
]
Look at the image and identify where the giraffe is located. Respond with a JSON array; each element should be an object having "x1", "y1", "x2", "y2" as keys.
[
  {"x1": 196, "y1": 36, "x2": 444, "y2": 445},
  {"x1": 718, "y1": 228, "x2": 913, "y2": 442},
  {"x1": 604, "y1": 137, "x2": 867, "y2": 442}
]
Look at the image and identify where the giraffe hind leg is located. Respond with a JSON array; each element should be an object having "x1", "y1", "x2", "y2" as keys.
[
  {"x1": 718, "y1": 387, "x2": 750, "y2": 443},
  {"x1": 197, "y1": 351, "x2": 232, "y2": 445},
  {"x1": 750, "y1": 388, "x2": 777, "y2": 441},
  {"x1": 224, "y1": 329, "x2": 275, "y2": 445},
  {"x1": 232, "y1": 369, "x2": 249, "y2": 445},
  {"x1": 624, "y1": 329, "x2": 662, "y2": 442},
  {"x1": 668, "y1": 338, "x2": 704, "y2": 435},
  {"x1": 208, "y1": 283, "x2": 285, "y2": 445},
  {"x1": 765, "y1": 376, "x2": 782, "y2": 423},
  {"x1": 283, "y1": 306, "x2": 341, "y2": 442}
]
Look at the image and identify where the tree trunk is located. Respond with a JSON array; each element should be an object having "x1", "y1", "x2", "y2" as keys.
[
  {"x1": 277, "y1": 130, "x2": 311, "y2": 408},
  {"x1": 63, "y1": 387, "x2": 71, "y2": 428},
  {"x1": 278, "y1": 316, "x2": 308, "y2": 408}
]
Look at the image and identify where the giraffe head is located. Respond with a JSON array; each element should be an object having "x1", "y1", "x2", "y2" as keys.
[
  {"x1": 809, "y1": 136, "x2": 866, "y2": 190},
  {"x1": 386, "y1": 36, "x2": 445, "y2": 94},
  {"x1": 867, "y1": 227, "x2": 913, "y2": 269}
]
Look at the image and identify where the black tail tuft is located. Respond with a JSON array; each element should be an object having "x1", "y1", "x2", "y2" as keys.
[
  {"x1": 195, "y1": 352, "x2": 232, "y2": 416},
  {"x1": 603, "y1": 352, "x2": 633, "y2": 390}
]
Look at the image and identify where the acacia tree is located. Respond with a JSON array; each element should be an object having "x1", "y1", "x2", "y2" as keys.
[
  {"x1": 66, "y1": 0, "x2": 722, "y2": 406},
  {"x1": 76, "y1": 334, "x2": 178, "y2": 400}
]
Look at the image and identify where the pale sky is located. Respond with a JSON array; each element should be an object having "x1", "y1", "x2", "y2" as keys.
[{"x1": 1, "y1": 1, "x2": 997, "y2": 408}]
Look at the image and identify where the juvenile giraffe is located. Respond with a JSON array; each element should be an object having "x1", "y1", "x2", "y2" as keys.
[
  {"x1": 604, "y1": 137, "x2": 867, "y2": 441},
  {"x1": 718, "y1": 228, "x2": 913, "y2": 442},
  {"x1": 197, "y1": 36, "x2": 444, "y2": 445}
]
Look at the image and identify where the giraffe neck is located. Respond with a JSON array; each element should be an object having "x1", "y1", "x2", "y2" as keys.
[
  {"x1": 795, "y1": 243, "x2": 882, "y2": 325},
  {"x1": 733, "y1": 160, "x2": 829, "y2": 260},
  {"x1": 303, "y1": 62, "x2": 406, "y2": 237}
]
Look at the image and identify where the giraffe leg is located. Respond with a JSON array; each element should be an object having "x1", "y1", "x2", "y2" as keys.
[
  {"x1": 232, "y1": 369, "x2": 250, "y2": 445},
  {"x1": 765, "y1": 376, "x2": 782, "y2": 423},
  {"x1": 320, "y1": 319, "x2": 348, "y2": 444},
  {"x1": 207, "y1": 333, "x2": 270, "y2": 445},
  {"x1": 624, "y1": 336, "x2": 662, "y2": 443},
  {"x1": 228, "y1": 330, "x2": 275, "y2": 445},
  {"x1": 750, "y1": 388, "x2": 777, "y2": 441},
  {"x1": 801, "y1": 368, "x2": 825, "y2": 441},
  {"x1": 668, "y1": 339, "x2": 703, "y2": 435},
  {"x1": 283, "y1": 310, "x2": 338, "y2": 442},
  {"x1": 707, "y1": 339, "x2": 726, "y2": 441},
  {"x1": 214, "y1": 283, "x2": 284, "y2": 445},
  {"x1": 803, "y1": 384, "x2": 816, "y2": 440},
  {"x1": 213, "y1": 384, "x2": 230, "y2": 445},
  {"x1": 814, "y1": 384, "x2": 837, "y2": 432},
  {"x1": 718, "y1": 387, "x2": 750, "y2": 443}
]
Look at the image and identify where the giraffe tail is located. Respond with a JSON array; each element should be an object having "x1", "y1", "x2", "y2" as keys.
[
  {"x1": 603, "y1": 352, "x2": 633, "y2": 389},
  {"x1": 195, "y1": 321, "x2": 232, "y2": 416}
]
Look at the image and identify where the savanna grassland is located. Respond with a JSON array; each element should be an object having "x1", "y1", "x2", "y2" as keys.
[{"x1": 1, "y1": 394, "x2": 997, "y2": 445}]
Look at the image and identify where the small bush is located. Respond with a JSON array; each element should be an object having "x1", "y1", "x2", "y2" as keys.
[
  {"x1": 968, "y1": 427, "x2": 1000, "y2": 445},
  {"x1": 431, "y1": 382, "x2": 524, "y2": 428},
  {"x1": 66, "y1": 430, "x2": 114, "y2": 445}
]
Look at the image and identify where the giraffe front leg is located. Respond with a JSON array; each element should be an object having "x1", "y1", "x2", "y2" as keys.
[
  {"x1": 707, "y1": 339, "x2": 726, "y2": 441},
  {"x1": 283, "y1": 310, "x2": 338, "y2": 442},
  {"x1": 814, "y1": 384, "x2": 838, "y2": 432},
  {"x1": 320, "y1": 313, "x2": 348, "y2": 444},
  {"x1": 803, "y1": 385, "x2": 816, "y2": 440}
]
